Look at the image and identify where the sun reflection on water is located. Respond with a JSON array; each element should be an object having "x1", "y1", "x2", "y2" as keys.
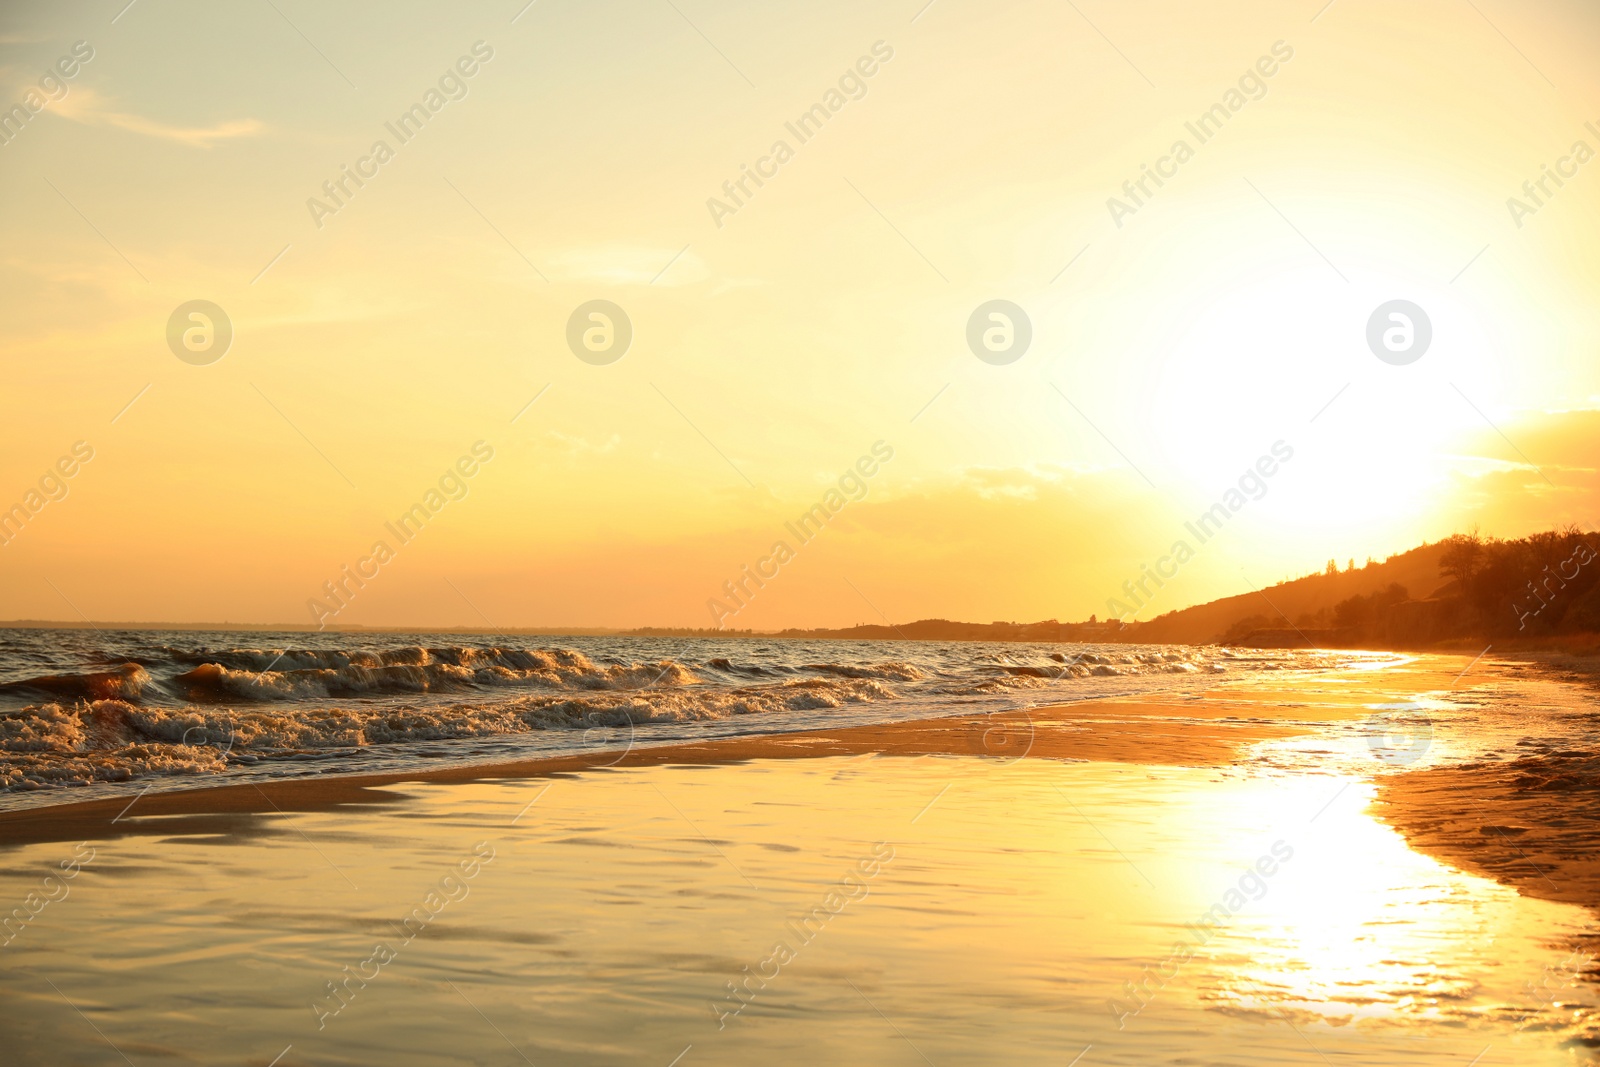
[
  {"x1": 0, "y1": 755, "x2": 1593, "y2": 1066},
  {"x1": 1163, "y1": 775, "x2": 1596, "y2": 1047}
]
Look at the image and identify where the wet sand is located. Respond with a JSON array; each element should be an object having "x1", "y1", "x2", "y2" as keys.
[
  {"x1": 1380, "y1": 751, "x2": 1600, "y2": 915},
  {"x1": 1364, "y1": 653, "x2": 1600, "y2": 942}
]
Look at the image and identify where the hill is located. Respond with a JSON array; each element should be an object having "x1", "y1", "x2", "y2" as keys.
[
  {"x1": 1128, "y1": 542, "x2": 1454, "y2": 645},
  {"x1": 732, "y1": 543, "x2": 1456, "y2": 646},
  {"x1": 712, "y1": 528, "x2": 1599, "y2": 649}
]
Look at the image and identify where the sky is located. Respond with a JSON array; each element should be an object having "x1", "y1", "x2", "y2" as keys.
[{"x1": 1, "y1": 0, "x2": 1598, "y2": 630}]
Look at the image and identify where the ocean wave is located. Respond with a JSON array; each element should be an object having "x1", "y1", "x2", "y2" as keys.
[
  {"x1": 799, "y1": 662, "x2": 924, "y2": 681},
  {"x1": 139, "y1": 646, "x2": 928, "y2": 703},
  {"x1": 992, "y1": 664, "x2": 1086, "y2": 679},
  {"x1": 704, "y1": 657, "x2": 796, "y2": 677},
  {"x1": 0, "y1": 633, "x2": 1383, "y2": 794},
  {"x1": 159, "y1": 644, "x2": 685, "y2": 676},
  {"x1": 0, "y1": 663, "x2": 152, "y2": 703},
  {"x1": 0, "y1": 675, "x2": 899, "y2": 791},
  {"x1": 157, "y1": 650, "x2": 701, "y2": 704},
  {"x1": 0, "y1": 701, "x2": 230, "y2": 791},
  {"x1": 2, "y1": 644, "x2": 1224, "y2": 713}
]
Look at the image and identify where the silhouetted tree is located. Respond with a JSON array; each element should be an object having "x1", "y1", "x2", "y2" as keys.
[{"x1": 1439, "y1": 532, "x2": 1484, "y2": 590}]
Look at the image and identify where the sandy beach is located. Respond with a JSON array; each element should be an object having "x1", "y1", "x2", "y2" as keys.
[{"x1": 3, "y1": 651, "x2": 1599, "y2": 1065}]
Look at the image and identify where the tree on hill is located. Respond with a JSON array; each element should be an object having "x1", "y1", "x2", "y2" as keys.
[{"x1": 1438, "y1": 531, "x2": 1485, "y2": 589}]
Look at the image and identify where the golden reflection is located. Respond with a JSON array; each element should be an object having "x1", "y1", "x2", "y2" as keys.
[
  {"x1": 0, "y1": 757, "x2": 1590, "y2": 1065},
  {"x1": 1186, "y1": 778, "x2": 1588, "y2": 1036}
]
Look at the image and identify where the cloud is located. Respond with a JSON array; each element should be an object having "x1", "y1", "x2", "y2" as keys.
[
  {"x1": 52, "y1": 87, "x2": 262, "y2": 146},
  {"x1": 1439, "y1": 407, "x2": 1600, "y2": 536}
]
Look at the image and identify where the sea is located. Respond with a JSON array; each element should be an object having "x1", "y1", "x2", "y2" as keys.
[{"x1": 0, "y1": 628, "x2": 1380, "y2": 806}]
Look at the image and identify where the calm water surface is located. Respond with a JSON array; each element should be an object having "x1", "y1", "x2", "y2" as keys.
[{"x1": 0, "y1": 753, "x2": 1589, "y2": 1065}]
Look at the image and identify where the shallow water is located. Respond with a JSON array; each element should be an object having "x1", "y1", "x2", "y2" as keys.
[
  {"x1": 1248, "y1": 655, "x2": 1600, "y2": 776},
  {"x1": 0, "y1": 753, "x2": 1590, "y2": 1065}
]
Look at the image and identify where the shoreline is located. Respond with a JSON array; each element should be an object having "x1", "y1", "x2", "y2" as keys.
[
  {"x1": 8, "y1": 649, "x2": 1597, "y2": 942},
  {"x1": 1372, "y1": 655, "x2": 1600, "y2": 930},
  {"x1": 1378, "y1": 748, "x2": 1600, "y2": 919},
  {"x1": 0, "y1": 695, "x2": 1318, "y2": 848},
  {"x1": 0, "y1": 654, "x2": 1440, "y2": 849}
]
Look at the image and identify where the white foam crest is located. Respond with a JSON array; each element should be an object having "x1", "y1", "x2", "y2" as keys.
[
  {"x1": 172, "y1": 655, "x2": 700, "y2": 703},
  {"x1": 0, "y1": 701, "x2": 229, "y2": 791},
  {"x1": 0, "y1": 674, "x2": 899, "y2": 790}
]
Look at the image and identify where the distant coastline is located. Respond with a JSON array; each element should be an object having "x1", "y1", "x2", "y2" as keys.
[{"x1": 6, "y1": 526, "x2": 1594, "y2": 653}]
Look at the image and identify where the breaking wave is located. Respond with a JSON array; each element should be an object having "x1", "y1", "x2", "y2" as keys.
[
  {"x1": 0, "y1": 675, "x2": 898, "y2": 791},
  {"x1": 171, "y1": 650, "x2": 699, "y2": 704},
  {"x1": 0, "y1": 632, "x2": 1369, "y2": 795},
  {"x1": 0, "y1": 663, "x2": 152, "y2": 703}
]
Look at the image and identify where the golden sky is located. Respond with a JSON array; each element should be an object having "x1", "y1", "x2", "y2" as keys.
[{"x1": 1, "y1": 0, "x2": 1598, "y2": 629}]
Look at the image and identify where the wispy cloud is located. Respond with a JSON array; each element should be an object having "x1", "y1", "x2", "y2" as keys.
[{"x1": 52, "y1": 87, "x2": 263, "y2": 146}]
